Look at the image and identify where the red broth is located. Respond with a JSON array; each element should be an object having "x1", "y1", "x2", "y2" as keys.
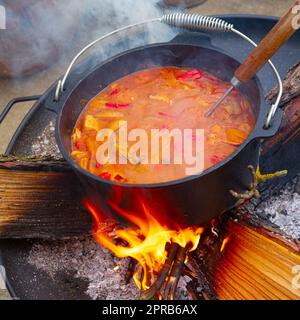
[{"x1": 71, "y1": 67, "x2": 256, "y2": 184}]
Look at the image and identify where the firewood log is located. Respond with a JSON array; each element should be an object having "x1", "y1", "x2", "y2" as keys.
[
  {"x1": 266, "y1": 61, "x2": 300, "y2": 106},
  {"x1": 262, "y1": 92, "x2": 300, "y2": 154},
  {"x1": 0, "y1": 156, "x2": 92, "y2": 239},
  {"x1": 262, "y1": 61, "x2": 300, "y2": 154},
  {"x1": 214, "y1": 220, "x2": 300, "y2": 300},
  {"x1": 186, "y1": 211, "x2": 300, "y2": 300}
]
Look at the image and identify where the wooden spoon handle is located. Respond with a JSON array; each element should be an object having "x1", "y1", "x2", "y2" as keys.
[{"x1": 235, "y1": 1, "x2": 300, "y2": 82}]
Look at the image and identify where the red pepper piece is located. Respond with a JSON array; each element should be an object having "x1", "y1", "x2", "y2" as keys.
[
  {"x1": 114, "y1": 174, "x2": 125, "y2": 182},
  {"x1": 158, "y1": 111, "x2": 168, "y2": 117},
  {"x1": 210, "y1": 155, "x2": 224, "y2": 165},
  {"x1": 110, "y1": 89, "x2": 120, "y2": 96},
  {"x1": 105, "y1": 102, "x2": 130, "y2": 109},
  {"x1": 176, "y1": 69, "x2": 204, "y2": 81},
  {"x1": 95, "y1": 161, "x2": 102, "y2": 169},
  {"x1": 99, "y1": 172, "x2": 111, "y2": 180},
  {"x1": 158, "y1": 111, "x2": 176, "y2": 119},
  {"x1": 74, "y1": 140, "x2": 87, "y2": 151}
]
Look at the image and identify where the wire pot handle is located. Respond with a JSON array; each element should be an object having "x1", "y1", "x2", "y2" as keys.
[{"x1": 55, "y1": 13, "x2": 283, "y2": 129}]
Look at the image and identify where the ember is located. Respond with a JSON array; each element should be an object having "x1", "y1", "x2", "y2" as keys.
[{"x1": 220, "y1": 237, "x2": 230, "y2": 253}]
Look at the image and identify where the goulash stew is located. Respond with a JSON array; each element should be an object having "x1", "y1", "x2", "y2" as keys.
[{"x1": 71, "y1": 67, "x2": 255, "y2": 184}]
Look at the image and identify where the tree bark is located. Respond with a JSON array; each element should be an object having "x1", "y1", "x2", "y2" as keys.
[{"x1": 266, "y1": 61, "x2": 300, "y2": 106}]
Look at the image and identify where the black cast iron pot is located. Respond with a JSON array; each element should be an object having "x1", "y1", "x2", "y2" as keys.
[{"x1": 46, "y1": 34, "x2": 282, "y2": 226}]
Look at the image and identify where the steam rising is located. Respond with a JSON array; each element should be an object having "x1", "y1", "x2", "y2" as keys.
[{"x1": 1, "y1": 0, "x2": 178, "y2": 77}]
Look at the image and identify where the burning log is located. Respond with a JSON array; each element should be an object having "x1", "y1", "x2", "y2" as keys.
[
  {"x1": 213, "y1": 220, "x2": 300, "y2": 300},
  {"x1": 140, "y1": 243, "x2": 180, "y2": 300},
  {"x1": 182, "y1": 211, "x2": 300, "y2": 300},
  {"x1": 163, "y1": 244, "x2": 188, "y2": 300},
  {"x1": 183, "y1": 218, "x2": 227, "y2": 300},
  {"x1": 0, "y1": 156, "x2": 92, "y2": 239},
  {"x1": 139, "y1": 243, "x2": 192, "y2": 300}
]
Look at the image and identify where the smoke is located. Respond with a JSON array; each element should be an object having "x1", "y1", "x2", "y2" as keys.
[
  {"x1": 78, "y1": 0, "x2": 176, "y2": 66},
  {"x1": 0, "y1": 0, "x2": 178, "y2": 77},
  {"x1": 86, "y1": 0, "x2": 162, "y2": 28}
]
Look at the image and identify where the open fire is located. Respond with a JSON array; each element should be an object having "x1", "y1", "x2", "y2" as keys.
[
  {"x1": 80, "y1": 182, "x2": 240, "y2": 300},
  {"x1": 84, "y1": 191, "x2": 205, "y2": 298}
]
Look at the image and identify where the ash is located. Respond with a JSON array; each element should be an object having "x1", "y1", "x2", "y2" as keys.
[
  {"x1": 177, "y1": 276, "x2": 193, "y2": 300},
  {"x1": 27, "y1": 236, "x2": 139, "y2": 300},
  {"x1": 256, "y1": 176, "x2": 300, "y2": 240},
  {"x1": 31, "y1": 121, "x2": 62, "y2": 159},
  {"x1": 27, "y1": 235, "x2": 191, "y2": 300}
]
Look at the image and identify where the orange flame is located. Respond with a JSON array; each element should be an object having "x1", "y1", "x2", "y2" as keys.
[
  {"x1": 84, "y1": 195, "x2": 204, "y2": 290},
  {"x1": 220, "y1": 236, "x2": 230, "y2": 253}
]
